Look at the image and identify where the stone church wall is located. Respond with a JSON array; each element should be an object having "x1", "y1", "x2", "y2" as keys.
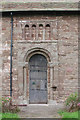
[{"x1": 2, "y1": 12, "x2": 78, "y2": 104}]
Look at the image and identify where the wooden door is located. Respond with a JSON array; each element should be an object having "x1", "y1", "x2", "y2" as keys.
[{"x1": 29, "y1": 54, "x2": 47, "y2": 104}]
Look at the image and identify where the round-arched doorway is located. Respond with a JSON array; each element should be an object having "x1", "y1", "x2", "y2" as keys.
[{"x1": 29, "y1": 54, "x2": 48, "y2": 104}]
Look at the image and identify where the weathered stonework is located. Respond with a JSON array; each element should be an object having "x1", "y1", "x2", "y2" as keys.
[
  {"x1": 1, "y1": 1, "x2": 79, "y2": 12},
  {"x1": 2, "y1": 9, "x2": 78, "y2": 105}
]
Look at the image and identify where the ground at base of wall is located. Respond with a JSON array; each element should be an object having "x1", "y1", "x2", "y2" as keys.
[{"x1": 18, "y1": 103, "x2": 64, "y2": 118}]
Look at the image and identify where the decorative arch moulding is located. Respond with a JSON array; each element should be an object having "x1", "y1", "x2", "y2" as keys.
[{"x1": 24, "y1": 47, "x2": 51, "y2": 63}]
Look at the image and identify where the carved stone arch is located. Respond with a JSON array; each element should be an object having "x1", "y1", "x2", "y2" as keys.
[
  {"x1": 22, "y1": 47, "x2": 57, "y2": 104},
  {"x1": 24, "y1": 47, "x2": 51, "y2": 62}
]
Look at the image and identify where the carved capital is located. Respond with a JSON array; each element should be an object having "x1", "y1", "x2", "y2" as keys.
[
  {"x1": 24, "y1": 62, "x2": 28, "y2": 68},
  {"x1": 48, "y1": 62, "x2": 54, "y2": 68}
]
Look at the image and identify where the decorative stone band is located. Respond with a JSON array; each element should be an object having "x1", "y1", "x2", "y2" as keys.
[{"x1": 1, "y1": 2, "x2": 79, "y2": 12}]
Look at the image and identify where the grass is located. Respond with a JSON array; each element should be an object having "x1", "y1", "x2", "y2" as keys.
[
  {"x1": 58, "y1": 110, "x2": 80, "y2": 120},
  {"x1": 0, "y1": 113, "x2": 19, "y2": 118}
]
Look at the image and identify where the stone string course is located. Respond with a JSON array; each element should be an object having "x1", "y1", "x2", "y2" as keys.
[{"x1": 1, "y1": 2, "x2": 79, "y2": 12}]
